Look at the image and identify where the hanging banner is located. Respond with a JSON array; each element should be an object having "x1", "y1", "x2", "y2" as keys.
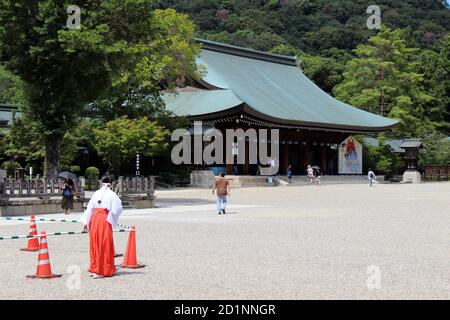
[{"x1": 338, "y1": 136, "x2": 362, "y2": 174}]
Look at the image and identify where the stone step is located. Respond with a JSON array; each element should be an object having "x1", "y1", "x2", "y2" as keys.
[
  {"x1": 277, "y1": 175, "x2": 380, "y2": 185},
  {"x1": 121, "y1": 200, "x2": 137, "y2": 208}
]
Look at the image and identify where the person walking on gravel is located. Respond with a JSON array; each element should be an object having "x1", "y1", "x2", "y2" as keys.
[
  {"x1": 368, "y1": 168, "x2": 377, "y2": 187},
  {"x1": 212, "y1": 172, "x2": 230, "y2": 215}
]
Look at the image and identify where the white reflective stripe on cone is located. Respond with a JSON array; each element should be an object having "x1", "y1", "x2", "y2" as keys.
[
  {"x1": 39, "y1": 249, "x2": 48, "y2": 254},
  {"x1": 40, "y1": 238, "x2": 47, "y2": 243},
  {"x1": 37, "y1": 259, "x2": 50, "y2": 265}
]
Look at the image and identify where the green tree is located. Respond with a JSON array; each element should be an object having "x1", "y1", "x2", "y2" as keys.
[
  {"x1": 93, "y1": 117, "x2": 170, "y2": 174},
  {"x1": 0, "y1": 66, "x2": 26, "y2": 105},
  {"x1": 0, "y1": 1, "x2": 199, "y2": 178},
  {"x1": 333, "y1": 27, "x2": 434, "y2": 137},
  {"x1": 415, "y1": 35, "x2": 450, "y2": 134},
  {"x1": 160, "y1": 0, "x2": 450, "y2": 53},
  {"x1": 418, "y1": 130, "x2": 450, "y2": 167},
  {"x1": 360, "y1": 134, "x2": 404, "y2": 176},
  {"x1": 69, "y1": 118, "x2": 103, "y2": 150},
  {"x1": 1, "y1": 159, "x2": 21, "y2": 177},
  {"x1": 271, "y1": 44, "x2": 345, "y2": 93},
  {"x1": 4, "y1": 115, "x2": 80, "y2": 174},
  {"x1": 86, "y1": 8, "x2": 200, "y2": 121},
  {"x1": 5, "y1": 116, "x2": 45, "y2": 171}
]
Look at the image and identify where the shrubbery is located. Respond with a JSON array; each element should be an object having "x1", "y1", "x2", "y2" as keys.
[
  {"x1": 70, "y1": 165, "x2": 81, "y2": 174},
  {"x1": 85, "y1": 166, "x2": 100, "y2": 190},
  {"x1": 1, "y1": 160, "x2": 21, "y2": 177}
]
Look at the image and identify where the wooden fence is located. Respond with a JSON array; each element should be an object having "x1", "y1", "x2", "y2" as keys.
[
  {"x1": 0, "y1": 176, "x2": 155, "y2": 198},
  {"x1": 424, "y1": 166, "x2": 450, "y2": 181}
]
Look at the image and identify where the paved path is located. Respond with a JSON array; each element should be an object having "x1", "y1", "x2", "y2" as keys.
[{"x1": 0, "y1": 182, "x2": 449, "y2": 299}]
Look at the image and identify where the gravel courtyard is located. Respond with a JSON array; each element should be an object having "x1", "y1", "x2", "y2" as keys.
[{"x1": 0, "y1": 182, "x2": 449, "y2": 299}]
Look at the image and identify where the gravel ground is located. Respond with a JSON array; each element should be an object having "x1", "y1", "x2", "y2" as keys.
[{"x1": 0, "y1": 182, "x2": 449, "y2": 300}]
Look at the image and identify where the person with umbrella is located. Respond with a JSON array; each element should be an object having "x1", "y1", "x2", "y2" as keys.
[{"x1": 59, "y1": 171, "x2": 77, "y2": 215}]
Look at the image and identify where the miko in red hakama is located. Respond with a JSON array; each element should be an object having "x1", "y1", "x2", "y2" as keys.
[
  {"x1": 88, "y1": 208, "x2": 116, "y2": 277},
  {"x1": 80, "y1": 182, "x2": 123, "y2": 278}
]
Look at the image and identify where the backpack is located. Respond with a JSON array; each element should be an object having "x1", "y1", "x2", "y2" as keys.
[{"x1": 63, "y1": 187, "x2": 72, "y2": 197}]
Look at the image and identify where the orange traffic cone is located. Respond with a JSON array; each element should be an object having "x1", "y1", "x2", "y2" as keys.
[
  {"x1": 20, "y1": 215, "x2": 40, "y2": 252},
  {"x1": 120, "y1": 225, "x2": 145, "y2": 269},
  {"x1": 27, "y1": 231, "x2": 62, "y2": 279}
]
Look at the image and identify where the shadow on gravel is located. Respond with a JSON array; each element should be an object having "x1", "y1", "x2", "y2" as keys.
[
  {"x1": 114, "y1": 271, "x2": 146, "y2": 277},
  {"x1": 156, "y1": 198, "x2": 214, "y2": 206}
]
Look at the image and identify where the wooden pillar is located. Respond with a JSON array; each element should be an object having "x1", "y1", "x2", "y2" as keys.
[
  {"x1": 243, "y1": 140, "x2": 249, "y2": 175},
  {"x1": 321, "y1": 145, "x2": 327, "y2": 175},
  {"x1": 282, "y1": 143, "x2": 289, "y2": 174},
  {"x1": 302, "y1": 143, "x2": 309, "y2": 174},
  {"x1": 226, "y1": 164, "x2": 233, "y2": 175}
]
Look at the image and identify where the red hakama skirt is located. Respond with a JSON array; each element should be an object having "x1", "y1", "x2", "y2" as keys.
[{"x1": 88, "y1": 208, "x2": 116, "y2": 277}]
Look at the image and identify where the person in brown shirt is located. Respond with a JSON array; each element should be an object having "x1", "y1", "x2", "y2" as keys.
[{"x1": 212, "y1": 172, "x2": 230, "y2": 215}]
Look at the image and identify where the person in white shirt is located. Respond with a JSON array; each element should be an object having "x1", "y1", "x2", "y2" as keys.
[
  {"x1": 368, "y1": 168, "x2": 377, "y2": 187},
  {"x1": 80, "y1": 175, "x2": 123, "y2": 278},
  {"x1": 306, "y1": 165, "x2": 314, "y2": 184}
]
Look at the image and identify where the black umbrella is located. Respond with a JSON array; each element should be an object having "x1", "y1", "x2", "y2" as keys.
[{"x1": 58, "y1": 171, "x2": 77, "y2": 181}]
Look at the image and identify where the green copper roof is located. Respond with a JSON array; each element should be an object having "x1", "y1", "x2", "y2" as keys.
[
  {"x1": 399, "y1": 139, "x2": 424, "y2": 149},
  {"x1": 364, "y1": 137, "x2": 405, "y2": 153},
  {"x1": 164, "y1": 39, "x2": 398, "y2": 132},
  {"x1": 163, "y1": 89, "x2": 243, "y2": 117}
]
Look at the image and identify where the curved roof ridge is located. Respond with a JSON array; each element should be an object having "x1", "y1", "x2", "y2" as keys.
[{"x1": 196, "y1": 38, "x2": 298, "y2": 67}]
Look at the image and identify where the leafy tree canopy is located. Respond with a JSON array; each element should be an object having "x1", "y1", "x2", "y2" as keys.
[
  {"x1": 0, "y1": 1, "x2": 199, "y2": 177},
  {"x1": 0, "y1": 66, "x2": 26, "y2": 106},
  {"x1": 333, "y1": 27, "x2": 436, "y2": 138},
  {"x1": 156, "y1": 0, "x2": 450, "y2": 53},
  {"x1": 93, "y1": 116, "x2": 170, "y2": 174}
]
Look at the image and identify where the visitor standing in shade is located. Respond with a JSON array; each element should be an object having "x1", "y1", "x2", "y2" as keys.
[
  {"x1": 61, "y1": 178, "x2": 76, "y2": 215},
  {"x1": 287, "y1": 164, "x2": 292, "y2": 182}
]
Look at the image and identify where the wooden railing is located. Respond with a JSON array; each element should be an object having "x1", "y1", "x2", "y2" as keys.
[
  {"x1": 114, "y1": 176, "x2": 155, "y2": 196},
  {"x1": 0, "y1": 176, "x2": 155, "y2": 198},
  {"x1": 424, "y1": 166, "x2": 450, "y2": 181}
]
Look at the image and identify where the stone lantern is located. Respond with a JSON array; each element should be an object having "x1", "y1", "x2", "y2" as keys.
[{"x1": 399, "y1": 139, "x2": 424, "y2": 183}]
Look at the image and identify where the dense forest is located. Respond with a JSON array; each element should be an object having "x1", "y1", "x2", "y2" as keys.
[{"x1": 156, "y1": 0, "x2": 450, "y2": 52}]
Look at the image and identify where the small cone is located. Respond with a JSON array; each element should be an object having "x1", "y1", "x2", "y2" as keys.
[
  {"x1": 21, "y1": 215, "x2": 40, "y2": 252},
  {"x1": 120, "y1": 225, "x2": 145, "y2": 269},
  {"x1": 27, "y1": 232, "x2": 62, "y2": 279}
]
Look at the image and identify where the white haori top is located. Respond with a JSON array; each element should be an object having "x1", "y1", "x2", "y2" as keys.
[{"x1": 80, "y1": 184, "x2": 123, "y2": 228}]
